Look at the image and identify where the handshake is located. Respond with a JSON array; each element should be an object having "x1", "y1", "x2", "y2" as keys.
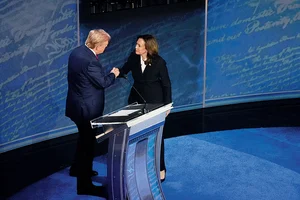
[{"x1": 110, "y1": 67, "x2": 120, "y2": 78}]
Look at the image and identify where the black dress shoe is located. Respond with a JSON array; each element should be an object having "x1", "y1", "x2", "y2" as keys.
[
  {"x1": 77, "y1": 184, "x2": 108, "y2": 198},
  {"x1": 69, "y1": 170, "x2": 98, "y2": 177},
  {"x1": 90, "y1": 170, "x2": 98, "y2": 176}
]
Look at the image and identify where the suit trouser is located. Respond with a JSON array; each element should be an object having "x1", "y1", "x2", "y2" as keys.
[
  {"x1": 160, "y1": 128, "x2": 166, "y2": 172},
  {"x1": 74, "y1": 121, "x2": 96, "y2": 184}
]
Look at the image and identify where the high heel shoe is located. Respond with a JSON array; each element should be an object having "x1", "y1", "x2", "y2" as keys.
[{"x1": 160, "y1": 170, "x2": 166, "y2": 183}]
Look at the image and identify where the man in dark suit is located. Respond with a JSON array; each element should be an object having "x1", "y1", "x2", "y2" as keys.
[{"x1": 65, "y1": 29, "x2": 119, "y2": 198}]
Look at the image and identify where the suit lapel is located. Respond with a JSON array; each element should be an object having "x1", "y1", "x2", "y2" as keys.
[
  {"x1": 143, "y1": 56, "x2": 157, "y2": 75},
  {"x1": 134, "y1": 54, "x2": 144, "y2": 77}
]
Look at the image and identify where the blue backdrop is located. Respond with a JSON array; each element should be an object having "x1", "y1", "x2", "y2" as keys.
[
  {"x1": 79, "y1": 4, "x2": 205, "y2": 114},
  {"x1": 0, "y1": 0, "x2": 299, "y2": 153},
  {"x1": 0, "y1": 0, "x2": 78, "y2": 152},
  {"x1": 206, "y1": 0, "x2": 300, "y2": 106}
]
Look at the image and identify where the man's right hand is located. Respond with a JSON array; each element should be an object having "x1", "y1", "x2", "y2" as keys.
[{"x1": 111, "y1": 67, "x2": 120, "y2": 78}]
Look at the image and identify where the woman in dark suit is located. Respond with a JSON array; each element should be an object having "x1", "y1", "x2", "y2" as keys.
[{"x1": 119, "y1": 34, "x2": 172, "y2": 182}]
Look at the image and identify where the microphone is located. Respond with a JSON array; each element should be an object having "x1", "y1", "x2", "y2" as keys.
[{"x1": 121, "y1": 74, "x2": 148, "y2": 114}]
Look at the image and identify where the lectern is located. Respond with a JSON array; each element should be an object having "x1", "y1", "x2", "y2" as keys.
[{"x1": 90, "y1": 103, "x2": 173, "y2": 200}]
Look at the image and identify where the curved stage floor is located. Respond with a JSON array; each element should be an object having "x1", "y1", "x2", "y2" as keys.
[{"x1": 8, "y1": 127, "x2": 300, "y2": 200}]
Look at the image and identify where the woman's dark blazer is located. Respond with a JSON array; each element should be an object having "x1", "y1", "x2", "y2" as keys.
[{"x1": 120, "y1": 52, "x2": 172, "y2": 105}]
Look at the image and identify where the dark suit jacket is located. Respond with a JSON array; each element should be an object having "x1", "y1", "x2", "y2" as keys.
[
  {"x1": 120, "y1": 52, "x2": 172, "y2": 105},
  {"x1": 65, "y1": 45, "x2": 115, "y2": 125}
]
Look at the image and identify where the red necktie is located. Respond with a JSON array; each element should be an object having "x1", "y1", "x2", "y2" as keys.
[{"x1": 95, "y1": 55, "x2": 98, "y2": 60}]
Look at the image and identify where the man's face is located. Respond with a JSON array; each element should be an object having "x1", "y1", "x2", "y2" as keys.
[
  {"x1": 95, "y1": 40, "x2": 109, "y2": 54},
  {"x1": 135, "y1": 38, "x2": 147, "y2": 55}
]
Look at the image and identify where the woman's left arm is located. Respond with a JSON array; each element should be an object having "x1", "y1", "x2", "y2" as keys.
[{"x1": 159, "y1": 59, "x2": 172, "y2": 104}]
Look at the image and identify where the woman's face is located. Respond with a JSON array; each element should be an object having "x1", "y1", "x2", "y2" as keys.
[{"x1": 135, "y1": 38, "x2": 147, "y2": 55}]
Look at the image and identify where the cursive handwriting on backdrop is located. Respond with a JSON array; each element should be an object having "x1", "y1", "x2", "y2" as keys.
[
  {"x1": 0, "y1": 0, "x2": 78, "y2": 145},
  {"x1": 206, "y1": 0, "x2": 300, "y2": 100}
]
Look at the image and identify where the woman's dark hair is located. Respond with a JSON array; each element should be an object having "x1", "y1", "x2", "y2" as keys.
[{"x1": 137, "y1": 34, "x2": 159, "y2": 65}]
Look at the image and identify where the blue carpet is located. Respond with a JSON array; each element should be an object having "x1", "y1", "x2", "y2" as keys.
[
  {"x1": 8, "y1": 127, "x2": 300, "y2": 200},
  {"x1": 163, "y1": 127, "x2": 300, "y2": 200}
]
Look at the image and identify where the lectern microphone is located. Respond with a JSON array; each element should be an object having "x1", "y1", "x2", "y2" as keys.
[{"x1": 120, "y1": 74, "x2": 148, "y2": 114}]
